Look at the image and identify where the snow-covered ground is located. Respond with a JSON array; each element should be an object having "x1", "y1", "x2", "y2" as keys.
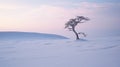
[{"x1": 0, "y1": 34, "x2": 120, "y2": 67}]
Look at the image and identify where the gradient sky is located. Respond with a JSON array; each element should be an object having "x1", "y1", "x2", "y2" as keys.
[{"x1": 0, "y1": 0, "x2": 120, "y2": 38}]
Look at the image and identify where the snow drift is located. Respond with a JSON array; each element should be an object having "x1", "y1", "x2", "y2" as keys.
[
  {"x1": 0, "y1": 31, "x2": 120, "y2": 67},
  {"x1": 0, "y1": 32, "x2": 68, "y2": 40}
]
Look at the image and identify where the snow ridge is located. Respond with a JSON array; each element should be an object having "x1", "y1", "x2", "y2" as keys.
[{"x1": 0, "y1": 31, "x2": 68, "y2": 40}]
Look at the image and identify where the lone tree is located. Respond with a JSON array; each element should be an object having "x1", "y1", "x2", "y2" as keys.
[{"x1": 65, "y1": 16, "x2": 90, "y2": 40}]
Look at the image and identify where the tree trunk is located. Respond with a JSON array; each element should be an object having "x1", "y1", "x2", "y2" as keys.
[{"x1": 72, "y1": 26, "x2": 80, "y2": 40}]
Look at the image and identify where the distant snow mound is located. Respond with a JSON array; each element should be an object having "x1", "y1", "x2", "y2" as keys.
[{"x1": 0, "y1": 32, "x2": 68, "y2": 40}]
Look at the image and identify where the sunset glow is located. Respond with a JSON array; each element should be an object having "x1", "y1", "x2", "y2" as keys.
[{"x1": 0, "y1": 0, "x2": 120, "y2": 37}]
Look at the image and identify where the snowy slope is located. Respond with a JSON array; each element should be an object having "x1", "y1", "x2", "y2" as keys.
[
  {"x1": 0, "y1": 32, "x2": 68, "y2": 40},
  {"x1": 0, "y1": 34, "x2": 120, "y2": 67}
]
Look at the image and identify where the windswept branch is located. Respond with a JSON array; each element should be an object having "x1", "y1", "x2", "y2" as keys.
[
  {"x1": 65, "y1": 16, "x2": 90, "y2": 40},
  {"x1": 78, "y1": 32, "x2": 87, "y2": 37}
]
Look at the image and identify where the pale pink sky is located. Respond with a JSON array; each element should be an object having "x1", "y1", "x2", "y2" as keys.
[{"x1": 0, "y1": 1, "x2": 120, "y2": 37}]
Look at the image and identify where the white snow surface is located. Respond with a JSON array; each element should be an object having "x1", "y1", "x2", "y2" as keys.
[
  {"x1": 0, "y1": 36, "x2": 120, "y2": 67},
  {"x1": 0, "y1": 32, "x2": 68, "y2": 40}
]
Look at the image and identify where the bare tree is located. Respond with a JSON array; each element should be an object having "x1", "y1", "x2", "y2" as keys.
[{"x1": 65, "y1": 16, "x2": 89, "y2": 40}]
